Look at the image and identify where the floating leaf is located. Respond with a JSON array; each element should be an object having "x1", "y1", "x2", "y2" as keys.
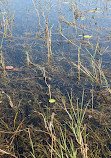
[
  {"x1": 78, "y1": 35, "x2": 82, "y2": 37},
  {"x1": 84, "y1": 35, "x2": 92, "y2": 38},
  {"x1": 89, "y1": 10, "x2": 95, "y2": 13},
  {"x1": 5, "y1": 66, "x2": 14, "y2": 70},
  {"x1": 49, "y1": 99, "x2": 55, "y2": 103}
]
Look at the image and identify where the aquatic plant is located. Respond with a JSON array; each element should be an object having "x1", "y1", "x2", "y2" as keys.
[
  {"x1": 0, "y1": 0, "x2": 110, "y2": 157},
  {"x1": 39, "y1": 90, "x2": 88, "y2": 158}
]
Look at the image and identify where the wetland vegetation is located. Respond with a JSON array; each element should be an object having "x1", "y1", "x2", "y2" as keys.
[{"x1": 0, "y1": 0, "x2": 111, "y2": 157}]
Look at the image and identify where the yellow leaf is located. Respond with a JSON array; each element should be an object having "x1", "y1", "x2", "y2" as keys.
[
  {"x1": 89, "y1": 10, "x2": 95, "y2": 12},
  {"x1": 49, "y1": 99, "x2": 55, "y2": 103},
  {"x1": 84, "y1": 35, "x2": 92, "y2": 38},
  {"x1": 78, "y1": 35, "x2": 82, "y2": 36}
]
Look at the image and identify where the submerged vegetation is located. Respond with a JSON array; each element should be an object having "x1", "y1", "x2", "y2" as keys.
[{"x1": 0, "y1": 0, "x2": 111, "y2": 157}]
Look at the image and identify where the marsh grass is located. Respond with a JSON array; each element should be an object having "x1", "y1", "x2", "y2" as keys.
[
  {"x1": 0, "y1": 11, "x2": 14, "y2": 38},
  {"x1": 44, "y1": 16, "x2": 53, "y2": 64},
  {"x1": 0, "y1": 58, "x2": 110, "y2": 157},
  {"x1": 59, "y1": 9, "x2": 110, "y2": 89},
  {"x1": 71, "y1": 44, "x2": 110, "y2": 90},
  {"x1": 0, "y1": 148, "x2": 17, "y2": 158},
  {"x1": 62, "y1": 91, "x2": 88, "y2": 158},
  {"x1": 54, "y1": 127, "x2": 77, "y2": 158},
  {"x1": 78, "y1": 44, "x2": 81, "y2": 81},
  {"x1": 2, "y1": 90, "x2": 14, "y2": 108},
  {"x1": 32, "y1": 0, "x2": 53, "y2": 64},
  {"x1": 38, "y1": 90, "x2": 88, "y2": 158},
  {"x1": 28, "y1": 128, "x2": 36, "y2": 158},
  {"x1": 23, "y1": 45, "x2": 31, "y2": 68},
  {"x1": 0, "y1": 38, "x2": 6, "y2": 72},
  {"x1": 0, "y1": 0, "x2": 110, "y2": 157}
]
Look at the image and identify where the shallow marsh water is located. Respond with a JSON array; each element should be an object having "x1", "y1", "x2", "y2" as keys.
[{"x1": 0, "y1": 0, "x2": 111, "y2": 157}]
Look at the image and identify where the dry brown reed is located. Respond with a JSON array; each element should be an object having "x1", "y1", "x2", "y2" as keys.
[
  {"x1": 45, "y1": 17, "x2": 52, "y2": 64},
  {"x1": 0, "y1": 148, "x2": 18, "y2": 158},
  {"x1": 39, "y1": 112, "x2": 56, "y2": 158},
  {"x1": 78, "y1": 44, "x2": 81, "y2": 81}
]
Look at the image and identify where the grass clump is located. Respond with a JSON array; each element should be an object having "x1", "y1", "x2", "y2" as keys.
[{"x1": 39, "y1": 90, "x2": 88, "y2": 158}]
